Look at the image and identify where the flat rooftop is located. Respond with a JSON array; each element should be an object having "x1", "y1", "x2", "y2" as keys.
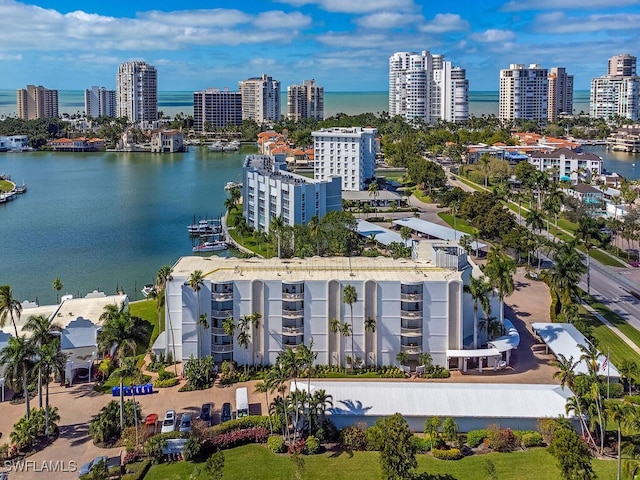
[
  {"x1": 171, "y1": 255, "x2": 461, "y2": 283},
  {"x1": 393, "y1": 217, "x2": 487, "y2": 250}
]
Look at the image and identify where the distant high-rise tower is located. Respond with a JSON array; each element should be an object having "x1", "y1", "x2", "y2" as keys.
[
  {"x1": 193, "y1": 88, "x2": 242, "y2": 133},
  {"x1": 547, "y1": 67, "x2": 574, "y2": 121},
  {"x1": 499, "y1": 64, "x2": 548, "y2": 122},
  {"x1": 591, "y1": 54, "x2": 640, "y2": 121},
  {"x1": 287, "y1": 79, "x2": 324, "y2": 121},
  {"x1": 116, "y1": 61, "x2": 158, "y2": 123},
  {"x1": 389, "y1": 51, "x2": 468, "y2": 124},
  {"x1": 84, "y1": 86, "x2": 116, "y2": 118},
  {"x1": 16, "y1": 85, "x2": 58, "y2": 120},
  {"x1": 238, "y1": 74, "x2": 281, "y2": 123}
]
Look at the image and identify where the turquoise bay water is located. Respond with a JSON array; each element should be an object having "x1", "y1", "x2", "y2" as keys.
[{"x1": 0, "y1": 147, "x2": 251, "y2": 304}]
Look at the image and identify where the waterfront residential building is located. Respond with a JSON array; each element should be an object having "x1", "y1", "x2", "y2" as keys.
[
  {"x1": 499, "y1": 64, "x2": 548, "y2": 122},
  {"x1": 158, "y1": 248, "x2": 501, "y2": 366},
  {"x1": 238, "y1": 74, "x2": 281, "y2": 123},
  {"x1": 547, "y1": 67, "x2": 574, "y2": 121},
  {"x1": 312, "y1": 127, "x2": 377, "y2": 191},
  {"x1": 389, "y1": 51, "x2": 468, "y2": 124},
  {"x1": 242, "y1": 153, "x2": 341, "y2": 232},
  {"x1": 16, "y1": 85, "x2": 59, "y2": 120},
  {"x1": 116, "y1": 61, "x2": 158, "y2": 123},
  {"x1": 590, "y1": 54, "x2": 640, "y2": 121},
  {"x1": 607, "y1": 125, "x2": 640, "y2": 152},
  {"x1": 193, "y1": 88, "x2": 242, "y2": 132},
  {"x1": 150, "y1": 129, "x2": 185, "y2": 153},
  {"x1": 84, "y1": 86, "x2": 116, "y2": 118},
  {"x1": 528, "y1": 148, "x2": 602, "y2": 182},
  {"x1": 287, "y1": 79, "x2": 324, "y2": 121},
  {"x1": 47, "y1": 137, "x2": 105, "y2": 152}
]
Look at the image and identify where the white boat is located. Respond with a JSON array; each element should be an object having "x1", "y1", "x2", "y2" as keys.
[
  {"x1": 141, "y1": 284, "x2": 156, "y2": 298},
  {"x1": 193, "y1": 241, "x2": 228, "y2": 252},
  {"x1": 208, "y1": 141, "x2": 224, "y2": 152},
  {"x1": 223, "y1": 141, "x2": 240, "y2": 151},
  {"x1": 224, "y1": 181, "x2": 242, "y2": 191},
  {"x1": 187, "y1": 219, "x2": 222, "y2": 235}
]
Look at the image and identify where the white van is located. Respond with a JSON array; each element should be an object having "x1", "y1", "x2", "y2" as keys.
[{"x1": 235, "y1": 387, "x2": 249, "y2": 417}]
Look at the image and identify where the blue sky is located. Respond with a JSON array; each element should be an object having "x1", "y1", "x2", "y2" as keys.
[{"x1": 1, "y1": 0, "x2": 639, "y2": 91}]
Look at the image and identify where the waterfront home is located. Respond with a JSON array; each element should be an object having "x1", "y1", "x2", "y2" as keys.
[
  {"x1": 606, "y1": 124, "x2": 640, "y2": 152},
  {"x1": 150, "y1": 129, "x2": 186, "y2": 153},
  {"x1": 564, "y1": 183, "x2": 605, "y2": 215},
  {"x1": 529, "y1": 147, "x2": 602, "y2": 182},
  {"x1": 47, "y1": 137, "x2": 105, "y2": 152},
  {"x1": 0, "y1": 135, "x2": 29, "y2": 151}
]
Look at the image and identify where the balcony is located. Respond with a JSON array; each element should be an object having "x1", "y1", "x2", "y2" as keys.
[
  {"x1": 401, "y1": 293, "x2": 423, "y2": 301},
  {"x1": 282, "y1": 292, "x2": 304, "y2": 300},
  {"x1": 282, "y1": 309, "x2": 304, "y2": 319},
  {"x1": 211, "y1": 309, "x2": 233, "y2": 318},
  {"x1": 400, "y1": 326, "x2": 423, "y2": 336},
  {"x1": 282, "y1": 326, "x2": 304, "y2": 336},
  {"x1": 212, "y1": 291, "x2": 233, "y2": 300},
  {"x1": 211, "y1": 344, "x2": 233, "y2": 354},
  {"x1": 211, "y1": 327, "x2": 227, "y2": 335},
  {"x1": 400, "y1": 310, "x2": 422, "y2": 319},
  {"x1": 401, "y1": 344, "x2": 422, "y2": 355}
]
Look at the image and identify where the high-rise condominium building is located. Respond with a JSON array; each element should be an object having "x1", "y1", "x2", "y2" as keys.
[
  {"x1": 590, "y1": 53, "x2": 640, "y2": 121},
  {"x1": 287, "y1": 79, "x2": 324, "y2": 121},
  {"x1": 16, "y1": 85, "x2": 59, "y2": 120},
  {"x1": 84, "y1": 86, "x2": 116, "y2": 118},
  {"x1": 116, "y1": 61, "x2": 158, "y2": 123},
  {"x1": 499, "y1": 64, "x2": 548, "y2": 122},
  {"x1": 312, "y1": 127, "x2": 377, "y2": 191},
  {"x1": 193, "y1": 88, "x2": 242, "y2": 133},
  {"x1": 389, "y1": 51, "x2": 468, "y2": 124},
  {"x1": 238, "y1": 74, "x2": 280, "y2": 123},
  {"x1": 547, "y1": 67, "x2": 574, "y2": 122}
]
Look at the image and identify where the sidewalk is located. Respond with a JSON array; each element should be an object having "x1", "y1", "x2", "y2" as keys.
[{"x1": 582, "y1": 303, "x2": 640, "y2": 353}]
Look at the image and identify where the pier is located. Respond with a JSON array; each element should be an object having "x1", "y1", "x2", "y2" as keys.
[{"x1": 0, "y1": 174, "x2": 27, "y2": 204}]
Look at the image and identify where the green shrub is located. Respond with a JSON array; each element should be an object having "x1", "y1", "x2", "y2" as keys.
[
  {"x1": 410, "y1": 436, "x2": 430, "y2": 453},
  {"x1": 121, "y1": 460, "x2": 152, "y2": 480},
  {"x1": 182, "y1": 435, "x2": 201, "y2": 461},
  {"x1": 267, "y1": 435, "x2": 286, "y2": 453},
  {"x1": 487, "y1": 426, "x2": 518, "y2": 452},
  {"x1": 431, "y1": 447, "x2": 463, "y2": 460},
  {"x1": 157, "y1": 368, "x2": 176, "y2": 381},
  {"x1": 365, "y1": 425, "x2": 383, "y2": 451},
  {"x1": 306, "y1": 435, "x2": 321, "y2": 455},
  {"x1": 521, "y1": 432, "x2": 544, "y2": 448},
  {"x1": 339, "y1": 425, "x2": 368, "y2": 451},
  {"x1": 209, "y1": 416, "x2": 271, "y2": 436},
  {"x1": 600, "y1": 382, "x2": 624, "y2": 399},
  {"x1": 153, "y1": 377, "x2": 179, "y2": 388},
  {"x1": 466, "y1": 429, "x2": 488, "y2": 448},
  {"x1": 316, "y1": 418, "x2": 339, "y2": 443}
]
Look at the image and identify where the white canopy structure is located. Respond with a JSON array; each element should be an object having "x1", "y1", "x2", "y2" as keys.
[
  {"x1": 355, "y1": 219, "x2": 409, "y2": 247},
  {"x1": 61, "y1": 318, "x2": 99, "y2": 385},
  {"x1": 392, "y1": 217, "x2": 486, "y2": 251}
]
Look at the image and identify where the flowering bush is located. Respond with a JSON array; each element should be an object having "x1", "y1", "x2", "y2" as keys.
[
  {"x1": 431, "y1": 447, "x2": 463, "y2": 460},
  {"x1": 204, "y1": 427, "x2": 268, "y2": 451},
  {"x1": 123, "y1": 450, "x2": 144, "y2": 465},
  {"x1": 288, "y1": 439, "x2": 307, "y2": 455}
]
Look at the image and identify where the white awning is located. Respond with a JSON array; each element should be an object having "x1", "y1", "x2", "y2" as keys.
[
  {"x1": 489, "y1": 318, "x2": 520, "y2": 353},
  {"x1": 446, "y1": 348, "x2": 500, "y2": 358}
]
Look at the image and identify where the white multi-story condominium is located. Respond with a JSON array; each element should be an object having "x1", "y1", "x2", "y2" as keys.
[
  {"x1": 528, "y1": 147, "x2": 602, "y2": 182},
  {"x1": 312, "y1": 127, "x2": 377, "y2": 191},
  {"x1": 16, "y1": 85, "x2": 58, "y2": 120},
  {"x1": 389, "y1": 51, "x2": 468, "y2": 124},
  {"x1": 287, "y1": 79, "x2": 324, "y2": 121},
  {"x1": 238, "y1": 74, "x2": 280, "y2": 123},
  {"x1": 499, "y1": 64, "x2": 548, "y2": 122},
  {"x1": 193, "y1": 88, "x2": 242, "y2": 133},
  {"x1": 158, "y1": 245, "x2": 499, "y2": 367},
  {"x1": 116, "y1": 61, "x2": 158, "y2": 123},
  {"x1": 547, "y1": 67, "x2": 574, "y2": 121},
  {"x1": 243, "y1": 153, "x2": 342, "y2": 232},
  {"x1": 84, "y1": 86, "x2": 116, "y2": 118},
  {"x1": 590, "y1": 54, "x2": 640, "y2": 121}
]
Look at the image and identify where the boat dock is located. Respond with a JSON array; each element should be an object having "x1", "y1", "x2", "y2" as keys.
[{"x1": 0, "y1": 176, "x2": 27, "y2": 204}]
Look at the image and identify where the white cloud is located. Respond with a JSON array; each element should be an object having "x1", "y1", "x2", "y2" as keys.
[
  {"x1": 469, "y1": 29, "x2": 516, "y2": 43},
  {"x1": 420, "y1": 13, "x2": 469, "y2": 33},
  {"x1": 0, "y1": 52, "x2": 22, "y2": 61},
  {"x1": 503, "y1": 0, "x2": 640, "y2": 10},
  {"x1": 253, "y1": 10, "x2": 312, "y2": 29},
  {"x1": 533, "y1": 12, "x2": 640, "y2": 33},
  {"x1": 355, "y1": 12, "x2": 423, "y2": 29},
  {"x1": 316, "y1": 31, "x2": 423, "y2": 50},
  {"x1": 275, "y1": 0, "x2": 417, "y2": 13}
]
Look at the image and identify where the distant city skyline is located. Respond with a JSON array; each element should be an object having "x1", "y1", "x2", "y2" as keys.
[{"x1": 1, "y1": 0, "x2": 639, "y2": 91}]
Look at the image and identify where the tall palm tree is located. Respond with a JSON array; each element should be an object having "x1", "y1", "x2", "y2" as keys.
[
  {"x1": 153, "y1": 265, "x2": 176, "y2": 374},
  {"x1": 339, "y1": 322, "x2": 351, "y2": 369},
  {"x1": 399, "y1": 226, "x2": 412, "y2": 247},
  {"x1": 329, "y1": 318, "x2": 340, "y2": 367},
  {"x1": 0, "y1": 336, "x2": 35, "y2": 418},
  {"x1": 607, "y1": 399, "x2": 630, "y2": 480},
  {"x1": 308, "y1": 216, "x2": 322, "y2": 256},
  {"x1": 97, "y1": 305, "x2": 149, "y2": 360},
  {"x1": 619, "y1": 359, "x2": 638, "y2": 395},
  {"x1": 52, "y1": 278, "x2": 64, "y2": 303},
  {"x1": 112, "y1": 356, "x2": 139, "y2": 431},
  {"x1": 296, "y1": 341, "x2": 317, "y2": 435},
  {"x1": 38, "y1": 339, "x2": 67, "y2": 436},
  {"x1": 483, "y1": 246, "x2": 516, "y2": 325},
  {"x1": 576, "y1": 215, "x2": 602, "y2": 298},
  {"x1": 255, "y1": 379, "x2": 273, "y2": 434},
  {"x1": 464, "y1": 276, "x2": 492, "y2": 349},
  {"x1": 270, "y1": 216, "x2": 285, "y2": 258},
  {"x1": 0, "y1": 285, "x2": 22, "y2": 337},
  {"x1": 364, "y1": 317, "x2": 376, "y2": 366},
  {"x1": 23, "y1": 314, "x2": 62, "y2": 408},
  {"x1": 342, "y1": 284, "x2": 357, "y2": 371},
  {"x1": 188, "y1": 270, "x2": 206, "y2": 358},
  {"x1": 549, "y1": 240, "x2": 586, "y2": 306}
]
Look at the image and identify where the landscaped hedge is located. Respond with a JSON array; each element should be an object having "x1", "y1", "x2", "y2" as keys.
[
  {"x1": 267, "y1": 435, "x2": 286, "y2": 453},
  {"x1": 153, "y1": 377, "x2": 179, "y2": 388},
  {"x1": 521, "y1": 432, "x2": 544, "y2": 448},
  {"x1": 466, "y1": 429, "x2": 489, "y2": 448},
  {"x1": 203, "y1": 427, "x2": 268, "y2": 451},
  {"x1": 339, "y1": 425, "x2": 368, "y2": 451},
  {"x1": 431, "y1": 447, "x2": 463, "y2": 460},
  {"x1": 306, "y1": 435, "x2": 321, "y2": 454},
  {"x1": 209, "y1": 416, "x2": 271, "y2": 436},
  {"x1": 121, "y1": 460, "x2": 151, "y2": 480},
  {"x1": 410, "y1": 436, "x2": 431, "y2": 453}
]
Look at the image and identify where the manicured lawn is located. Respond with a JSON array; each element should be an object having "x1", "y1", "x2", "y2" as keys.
[
  {"x1": 0, "y1": 179, "x2": 13, "y2": 192},
  {"x1": 130, "y1": 299, "x2": 161, "y2": 349},
  {"x1": 144, "y1": 444, "x2": 616, "y2": 480},
  {"x1": 437, "y1": 212, "x2": 478, "y2": 235},
  {"x1": 375, "y1": 169, "x2": 406, "y2": 182},
  {"x1": 578, "y1": 306, "x2": 640, "y2": 366},
  {"x1": 556, "y1": 217, "x2": 577, "y2": 234},
  {"x1": 589, "y1": 300, "x2": 640, "y2": 349},
  {"x1": 226, "y1": 211, "x2": 274, "y2": 258},
  {"x1": 411, "y1": 188, "x2": 433, "y2": 204},
  {"x1": 577, "y1": 247, "x2": 627, "y2": 268}
]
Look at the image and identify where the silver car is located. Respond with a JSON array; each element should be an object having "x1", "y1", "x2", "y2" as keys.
[{"x1": 161, "y1": 409, "x2": 176, "y2": 433}]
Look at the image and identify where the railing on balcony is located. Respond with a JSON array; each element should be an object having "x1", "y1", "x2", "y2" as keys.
[
  {"x1": 282, "y1": 292, "x2": 304, "y2": 300},
  {"x1": 400, "y1": 310, "x2": 422, "y2": 318},
  {"x1": 401, "y1": 344, "x2": 422, "y2": 355},
  {"x1": 401, "y1": 293, "x2": 423, "y2": 301},
  {"x1": 400, "y1": 326, "x2": 423, "y2": 336},
  {"x1": 211, "y1": 327, "x2": 227, "y2": 335},
  {"x1": 212, "y1": 291, "x2": 233, "y2": 300},
  {"x1": 211, "y1": 344, "x2": 233, "y2": 353},
  {"x1": 282, "y1": 326, "x2": 304, "y2": 336},
  {"x1": 282, "y1": 309, "x2": 304, "y2": 318},
  {"x1": 211, "y1": 309, "x2": 233, "y2": 318},
  {"x1": 283, "y1": 341, "x2": 302, "y2": 349}
]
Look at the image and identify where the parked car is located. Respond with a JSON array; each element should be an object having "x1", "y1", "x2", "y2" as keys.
[
  {"x1": 78, "y1": 455, "x2": 111, "y2": 478},
  {"x1": 161, "y1": 409, "x2": 177, "y2": 433},
  {"x1": 179, "y1": 413, "x2": 192, "y2": 432},
  {"x1": 221, "y1": 402, "x2": 232, "y2": 423},
  {"x1": 631, "y1": 261, "x2": 640, "y2": 268},
  {"x1": 199, "y1": 403, "x2": 212, "y2": 426}
]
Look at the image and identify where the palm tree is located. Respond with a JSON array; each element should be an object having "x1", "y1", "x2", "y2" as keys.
[
  {"x1": 464, "y1": 276, "x2": 492, "y2": 349},
  {"x1": 368, "y1": 181, "x2": 380, "y2": 211},
  {"x1": 23, "y1": 314, "x2": 62, "y2": 408},
  {"x1": 296, "y1": 341, "x2": 317, "y2": 434},
  {"x1": 576, "y1": 215, "x2": 602, "y2": 298},
  {"x1": 607, "y1": 399, "x2": 630, "y2": 480},
  {"x1": 339, "y1": 322, "x2": 351, "y2": 369},
  {"x1": 483, "y1": 246, "x2": 516, "y2": 324},
  {"x1": 308, "y1": 216, "x2": 322, "y2": 256},
  {"x1": 38, "y1": 340, "x2": 67, "y2": 436},
  {"x1": 112, "y1": 356, "x2": 139, "y2": 431},
  {"x1": 0, "y1": 285, "x2": 22, "y2": 337},
  {"x1": 188, "y1": 270, "x2": 205, "y2": 357},
  {"x1": 329, "y1": 318, "x2": 340, "y2": 367},
  {"x1": 255, "y1": 379, "x2": 273, "y2": 434},
  {"x1": 153, "y1": 265, "x2": 176, "y2": 374},
  {"x1": 313, "y1": 389, "x2": 333, "y2": 426},
  {"x1": 364, "y1": 317, "x2": 376, "y2": 366},
  {"x1": 399, "y1": 226, "x2": 412, "y2": 247},
  {"x1": 525, "y1": 208, "x2": 545, "y2": 235},
  {"x1": 342, "y1": 284, "x2": 357, "y2": 371},
  {"x1": 52, "y1": 278, "x2": 63, "y2": 303},
  {"x1": 270, "y1": 216, "x2": 285, "y2": 258},
  {"x1": 549, "y1": 240, "x2": 586, "y2": 307},
  {"x1": 479, "y1": 316, "x2": 503, "y2": 341},
  {"x1": 0, "y1": 336, "x2": 35, "y2": 418},
  {"x1": 396, "y1": 351, "x2": 408, "y2": 367},
  {"x1": 619, "y1": 359, "x2": 638, "y2": 394}
]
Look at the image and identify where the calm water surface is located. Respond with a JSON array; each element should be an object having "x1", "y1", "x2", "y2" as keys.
[{"x1": 0, "y1": 146, "x2": 253, "y2": 304}]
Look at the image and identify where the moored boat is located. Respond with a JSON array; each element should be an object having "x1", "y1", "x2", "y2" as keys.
[
  {"x1": 193, "y1": 241, "x2": 228, "y2": 252},
  {"x1": 208, "y1": 141, "x2": 224, "y2": 152},
  {"x1": 187, "y1": 218, "x2": 222, "y2": 235}
]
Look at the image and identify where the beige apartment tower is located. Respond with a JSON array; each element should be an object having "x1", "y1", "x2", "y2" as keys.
[
  {"x1": 16, "y1": 85, "x2": 59, "y2": 120},
  {"x1": 499, "y1": 64, "x2": 548, "y2": 122},
  {"x1": 287, "y1": 79, "x2": 324, "y2": 121},
  {"x1": 238, "y1": 74, "x2": 281, "y2": 123},
  {"x1": 547, "y1": 67, "x2": 574, "y2": 121},
  {"x1": 116, "y1": 61, "x2": 158, "y2": 123}
]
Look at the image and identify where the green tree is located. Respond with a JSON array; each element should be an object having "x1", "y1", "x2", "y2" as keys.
[
  {"x1": 442, "y1": 417, "x2": 459, "y2": 444},
  {"x1": 188, "y1": 270, "x2": 206, "y2": 357},
  {"x1": 364, "y1": 317, "x2": 376, "y2": 366},
  {"x1": 576, "y1": 215, "x2": 602, "y2": 297},
  {"x1": 547, "y1": 420, "x2": 596, "y2": 480},
  {"x1": 112, "y1": 356, "x2": 139, "y2": 431},
  {"x1": 399, "y1": 226, "x2": 412, "y2": 247},
  {"x1": 329, "y1": 318, "x2": 341, "y2": 366},
  {"x1": 484, "y1": 246, "x2": 516, "y2": 324},
  {"x1": 153, "y1": 265, "x2": 177, "y2": 375},
  {"x1": 23, "y1": 314, "x2": 62, "y2": 409},
  {"x1": 424, "y1": 416, "x2": 442, "y2": 450},
  {"x1": 377, "y1": 413, "x2": 417, "y2": 480},
  {"x1": 270, "y1": 216, "x2": 285, "y2": 258},
  {"x1": 343, "y1": 284, "x2": 358, "y2": 371},
  {"x1": 464, "y1": 276, "x2": 492, "y2": 348},
  {"x1": 98, "y1": 303, "x2": 149, "y2": 360},
  {"x1": 0, "y1": 336, "x2": 35, "y2": 418},
  {"x1": 52, "y1": 277, "x2": 63, "y2": 303},
  {"x1": 0, "y1": 284, "x2": 22, "y2": 337},
  {"x1": 206, "y1": 450, "x2": 225, "y2": 480}
]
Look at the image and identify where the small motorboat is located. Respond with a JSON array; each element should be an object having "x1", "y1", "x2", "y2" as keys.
[
  {"x1": 141, "y1": 284, "x2": 156, "y2": 298},
  {"x1": 193, "y1": 241, "x2": 228, "y2": 253}
]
